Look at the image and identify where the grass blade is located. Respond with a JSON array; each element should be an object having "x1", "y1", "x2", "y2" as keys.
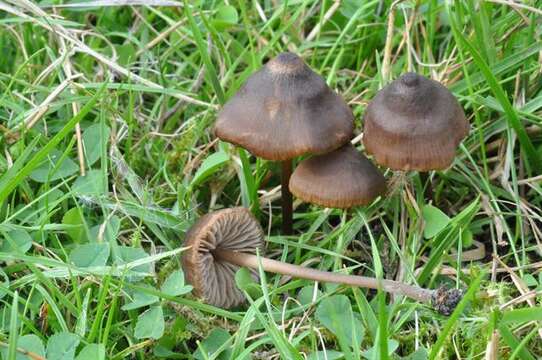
[
  {"x1": 7, "y1": 291, "x2": 19, "y2": 360},
  {"x1": 0, "y1": 83, "x2": 106, "y2": 205},
  {"x1": 447, "y1": 3, "x2": 542, "y2": 174},
  {"x1": 183, "y1": 3, "x2": 225, "y2": 104}
]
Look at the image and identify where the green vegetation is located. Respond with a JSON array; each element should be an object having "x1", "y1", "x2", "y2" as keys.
[{"x1": 1, "y1": 1, "x2": 542, "y2": 359}]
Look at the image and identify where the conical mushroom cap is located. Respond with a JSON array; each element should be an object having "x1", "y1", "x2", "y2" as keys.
[
  {"x1": 363, "y1": 72, "x2": 469, "y2": 171},
  {"x1": 215, "y1": 52, "x2": 354, "y2": 161},
  {"x1": 289, "y1": 144, "x2": 386, "y2": 209},
  {"x1": 181, "y1": 208, "x2": 265, "y2": 309}
]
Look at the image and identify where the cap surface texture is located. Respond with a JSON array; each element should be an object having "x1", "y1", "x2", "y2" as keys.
[
  {"x1": 215, "y1": 52, "x2": 354, "y2": 160},
  {"x1": 363, "y1": 72, "x2": 469, "y2": 171},
  {"x1": 289, "y1": 144, "x2": 386, "y2": 208}
]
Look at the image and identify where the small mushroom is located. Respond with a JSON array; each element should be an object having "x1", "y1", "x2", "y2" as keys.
[
  {"x1": 215, "y1": 52, "x2": 354, "y2": 234},
  {"x1": 289, "y1": 144, "x2": 386, "y2": 209},
  {"x1": 182, "y1": 208, "x2": 265, "y2": 308},
  {"x1": 363, "y1": 72, "x2": 469, "y2": 171},
  {"x1": 182, "y1": 208, "x2": 463, "y2": 315}
]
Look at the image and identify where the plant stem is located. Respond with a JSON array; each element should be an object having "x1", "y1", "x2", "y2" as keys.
[{"x1": 281, "y1": 160, "x2": 293, "y2": 235}]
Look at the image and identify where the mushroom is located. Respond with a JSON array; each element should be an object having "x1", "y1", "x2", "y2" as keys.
[
  {"x1": 363, "y1": 72, "x2": 468, "y2": 171},
  {"x1": 215, "y1": 52, "x2": 354, "y2": 234},
  {"x1": 182, "y1": 207, "x2": 463, "y2": 315},
  {"x1": 181, "y1": 207, "x2": 265, "y2": 309},
  {"x1": 289, "y1": 144, "x2": 386, "y2": 209}
]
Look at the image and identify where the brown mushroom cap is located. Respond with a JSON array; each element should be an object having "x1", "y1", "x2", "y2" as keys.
[
  {"x1": 363, "y1": 72, "x2": 469, "y2": 171},
  {"x1": 181, "y1": 208, "x2": 265, "y2": 308},
  {"x1": 289, "y1": 144, "x2": 386, "y2": 209},
  {"x1": 215, "y1": 52, "x2": 354, "y2": 161}
]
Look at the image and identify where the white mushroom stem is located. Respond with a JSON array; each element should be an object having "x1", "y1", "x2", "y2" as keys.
[{"x1": 214, "y1": 249, "x2": 434, "y2": 303}]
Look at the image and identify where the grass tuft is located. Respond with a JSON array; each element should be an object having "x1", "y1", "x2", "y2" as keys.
[{"x1": 0, "y1": 1, "x2": 541, "y2": 358}]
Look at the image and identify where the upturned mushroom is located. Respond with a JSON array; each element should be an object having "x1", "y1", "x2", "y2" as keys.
[
  {"x1": 363, "y1": 72, "x2": 468, "y2": 171},
  {"x1": 215, "y1": 52, "x2": 354, "y2": 234},
  {"x1": 289, "y1": 144, "x2": 386, "y2": 209},
  {"x1": 182, "y1": 207, "x2": 463, "y2": 315}
]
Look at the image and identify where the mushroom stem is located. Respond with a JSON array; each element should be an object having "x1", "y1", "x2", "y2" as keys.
[
  {"x1": 213, "y1": 249, "x2": 462, "y2": 314},
  {"x1": 281, "y1": 160, "x2": 293, "y2": 235}
]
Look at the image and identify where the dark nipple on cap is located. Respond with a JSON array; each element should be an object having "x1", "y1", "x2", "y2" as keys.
[
  {"x1": 267, "y1": 52, "x2": 305, "y2": 75},
  {"x1": 400, "y1": 72, "x2": 420, "y2": 87}
]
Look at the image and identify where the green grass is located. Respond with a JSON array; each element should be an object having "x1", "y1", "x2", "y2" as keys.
[{"x1": 1, "y1": 1, "x2": 542, "y2": 359}]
